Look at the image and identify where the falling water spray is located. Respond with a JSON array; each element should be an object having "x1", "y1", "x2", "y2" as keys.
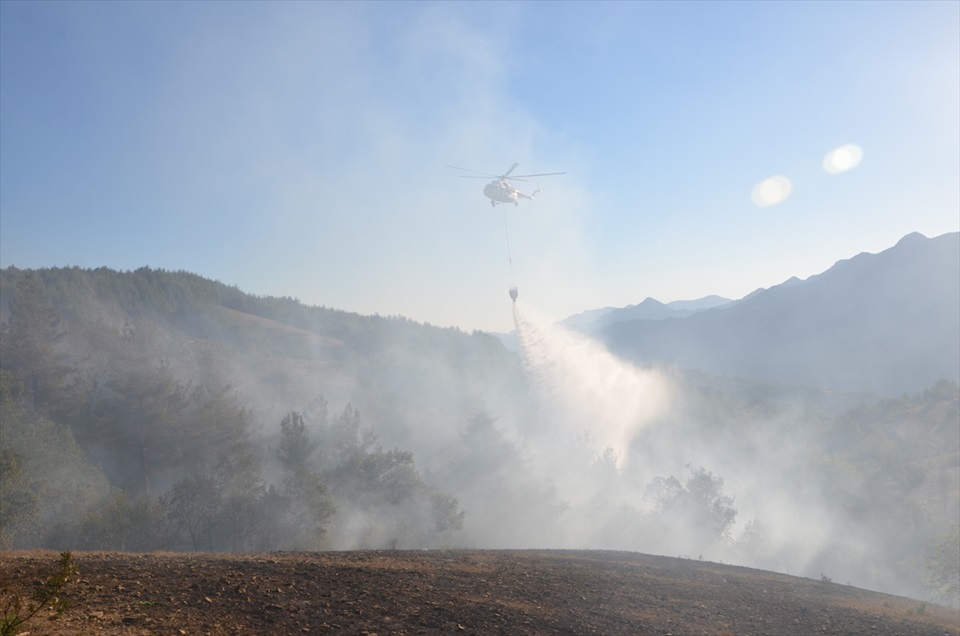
[{"x1": 511, "y1": 301, "x2": 673, "y2": 469}]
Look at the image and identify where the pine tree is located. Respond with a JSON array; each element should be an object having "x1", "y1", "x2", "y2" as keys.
[{"x1": 1, "y1": 273, "x2": 70, "y2": 416}]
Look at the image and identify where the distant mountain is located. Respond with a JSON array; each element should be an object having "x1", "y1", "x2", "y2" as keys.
[
  {"x1": 560, "y1": 295, "x2": 732, "y2": 333},
  {"x1": 600, "y1": 232, "x2": 960, "y2": 395},
  {"x1": 666, "y1": 295, "x2": 732, "y2": 312}
]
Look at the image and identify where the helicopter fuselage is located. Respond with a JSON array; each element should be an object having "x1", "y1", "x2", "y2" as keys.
[
  {"x1": 483, "y1": 180, "x2": 518, "y2": 205},
  {"x1": 483, "y1": 179, "x2": 538, "y2": 206}
]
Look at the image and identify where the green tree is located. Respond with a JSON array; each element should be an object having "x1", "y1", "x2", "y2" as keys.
[
  {"x1": 278, "y1": 466, "x2": 336, "y2": 550},
  {"x1": 76, "y1": 490, "x2": 168, "y2": 551},
  {"x1": 166, "y1": 473, "x2": 221, "y2": 550},
  {"x1": 0, "y1": 374, "x2": 38, "y2": 548},
  {"x1": 320, "y1": 404, "x2": 464, "y2": 549},
  {"x1": 0, "y1": 273, "x2": 71, "y2": 418},
  {"x1": 165, "y1": 442, "x2": 268, "y2": 552},
  {"x1": 277, "y1": 411, "x2": 317, "y2": 472},
  {"x1": 684, "y1": 466, "x2": 738, "y2": 539},
  {"x1": 191, "y1": 383, "x2": 254, "y2": 467},
  {"x1": 645, "y1": 465, "x2": 737, "y2": 548},
  {"x1": 210, "y1": 445, "x2": 266, "y2": 551},
  {"x1": 441, "y1": 406, "x2": 562, "y2": 547},
  {"x1": 264, "y1": 411, "x2": 335, "y2": 550},
  {"x1": 0, "y1": 371, "x2": 110, "y2": 548},
  {"x1": 95, "y1": 359, "x2": 191, "y2": 494},
  {"x1": 0, "y1": 448, "x2": 38, "y2": 549},
  {"x1": 926, "y1": 523, "x2": 960, "y2": 606},
  {"x1": 319, "y1": 402, "x2": 377, "y2": 469}
]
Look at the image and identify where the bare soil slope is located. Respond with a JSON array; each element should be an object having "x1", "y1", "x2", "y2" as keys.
[{"x1": 2, "y1": 550, "x2": 958, "y2": 635}]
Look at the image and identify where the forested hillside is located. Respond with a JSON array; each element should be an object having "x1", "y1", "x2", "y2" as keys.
[
  {"x1": 0, "y1": 266, "x2": 526, "y2": 552},
  {"x1": 0, "y1": 265, "x2": 957, "y2": 606}
]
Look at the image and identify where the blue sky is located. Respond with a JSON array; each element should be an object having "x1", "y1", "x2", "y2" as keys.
[{"x1": 2, "y1": 1, "x2": 958, "y2": 332}]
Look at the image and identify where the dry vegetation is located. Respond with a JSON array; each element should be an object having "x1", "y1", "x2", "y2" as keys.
[{"x1": 2, "y1": 550, "x2": 958, "y2": 635}]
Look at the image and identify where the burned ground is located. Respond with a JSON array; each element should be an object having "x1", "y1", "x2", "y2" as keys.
[{"x1": 2, "y1": 550, "x2": 958, "y2": 635}]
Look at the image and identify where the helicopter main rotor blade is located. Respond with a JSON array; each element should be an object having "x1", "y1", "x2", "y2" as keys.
[
  {"x1": 446, "y1": 164, "x2": 500, "y2": 178},
  {"x1": 447, "y1": 163, "x2": 563, "y2": 181},
  {"x1": 508, "y1": 172, "x2": 566, "y2": 178},
  {"x1": 458, "y1": 175, "x2": 529, "y2": 181}
]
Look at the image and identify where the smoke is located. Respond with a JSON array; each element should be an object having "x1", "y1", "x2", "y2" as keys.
[
  {"x1": 484, "y1": 301, "x2": 952, "y2": 602},
  {"x1": 3, "y1": 265, "x2": 952, "y2": 604}
]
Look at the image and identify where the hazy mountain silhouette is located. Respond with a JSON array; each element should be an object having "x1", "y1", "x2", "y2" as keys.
[
  {"x1": 666, "y1": 295, "x2": 733, "y2": 312},
  {"x1": 599, "y1": 232, "x2": 960, "y2": 395},
  {"x1": 560, "y1": 295, "x2": 732, "y2": 333}
]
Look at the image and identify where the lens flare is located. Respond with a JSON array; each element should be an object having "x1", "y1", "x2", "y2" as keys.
[
  {"x1": 822, "y1": 143, "x2": 863, "y2": 174},
  {"x1": 751, "y1": 175, "x2": 793, "y2": 207}
]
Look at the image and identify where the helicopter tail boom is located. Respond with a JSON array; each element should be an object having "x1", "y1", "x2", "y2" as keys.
[{"x1": 517, "y1": 184, "x2": 541, "y2": 200}]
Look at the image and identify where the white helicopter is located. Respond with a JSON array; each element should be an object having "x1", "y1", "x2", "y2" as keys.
[{"x1": 448, "y1": 163, "x2": 565, "y2": 206}]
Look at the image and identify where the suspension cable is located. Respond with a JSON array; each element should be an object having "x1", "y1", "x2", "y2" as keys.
[{"x1": 502, "y1": 206, "x2": 515, "y2": 284}]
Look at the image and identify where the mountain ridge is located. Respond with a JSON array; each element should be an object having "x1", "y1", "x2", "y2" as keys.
[
  {"x1": 598, "y1": 231, "x2": 960, "y2": 395},
  {"x1": 559, "y1": 295, "x2": 733, "y2": 332}
]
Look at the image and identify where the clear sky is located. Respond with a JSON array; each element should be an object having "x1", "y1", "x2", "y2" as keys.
[{"x1": 2, "y1": 1, "x2": 958, "y2": 333}]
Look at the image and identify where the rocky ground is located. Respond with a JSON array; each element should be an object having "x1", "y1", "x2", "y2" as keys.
[{"x1": 2, "y1": 550, "x2": 958, "y2": 635}]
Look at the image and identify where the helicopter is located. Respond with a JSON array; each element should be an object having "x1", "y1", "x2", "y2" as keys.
[{"x1": 447, "y1": 163, "x2": 565, "y2": 206}]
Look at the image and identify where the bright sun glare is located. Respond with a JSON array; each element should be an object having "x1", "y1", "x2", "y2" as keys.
[
  {"x1": 751, "y1": 175, "x2": 793, "y2": 208},
  {"x1": 822, "y1": 143, "x2": 864, "y2": 175}
]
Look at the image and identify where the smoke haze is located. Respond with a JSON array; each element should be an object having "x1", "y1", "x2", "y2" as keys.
[
  {"x1": 1, "y1": 1, "x2": 958, "y2": 608},
  {"x1": 0, "y1": 250, "x2": 957, "y2": 606}
]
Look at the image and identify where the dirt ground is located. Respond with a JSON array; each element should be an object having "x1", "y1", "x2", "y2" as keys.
[{"x1": 2, "y1": 550, "x2": 958, "y2": 635}]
